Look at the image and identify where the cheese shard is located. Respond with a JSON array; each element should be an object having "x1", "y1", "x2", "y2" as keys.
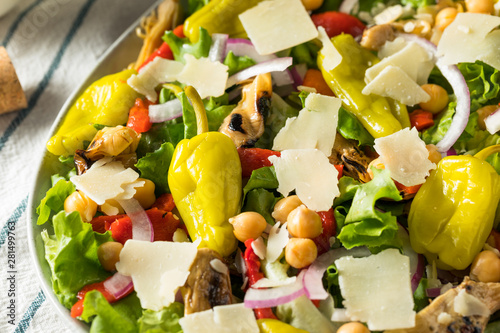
[
  {"x1": 336, "y1": 249, "x2": 416, "y2": 331},
  {"x1": 485, "y1": 109, "x2": 500, "y2": 135},
  {"x1": 273, "y1": 93, "x2": 341, "y2": 156},
  {"x1": 177, "y1": 54, "x2": 228, "y2": 99},
  {"x1": 374, "y1": 127, "x2": 436, "y2": 186},
  {"x1": 239, "y1": 0, "x2": 318, "y2": 55},
  {"x1": 115, "y1": 240, "x2": 198, "y2": 311},
  {"x1": 454, "y1": 289, "x2": 490, "y2": 317},
  {"x1": 362, "y1": 65, "x2": 430, "y2": 106},
  {"x1": 269, "y1": 149, "x2": 339, "y2": 211},
  {"x1": 318, "y1": 26, "x2": 342, "y2": 72},
  {"x1": 266, "y1": 222, "x2": 289, "y2": 263},
  {"x1": 437, "y1": 13, "x2": 500, "y2": 70},
  {"x1": 179, "y1": 303, "x2": 259, "y2": 333},
  {"x1": 70, "y1": 158, "x2": 141, "y2": 205}
]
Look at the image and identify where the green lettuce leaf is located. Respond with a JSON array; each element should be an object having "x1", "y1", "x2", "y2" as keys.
[
  {"x1": 458, "y1": 61, "x2": 500, "y2": 111},
  {"x1": 290, "y1": 41, "x2": 320, "y2": 69},
  {"x1": 400, "y1": 0, "x2": 433, "y2": 8},
  {"x1": 81, "y1": 291, "x2": 142, "y2": 333},
  {"x1": 36, "y1": 179, "x2": 75, "y2": 225},
  {"x1": 179, "y1": 0, "x2": 209, "y2": 17},
  {"x1": 242, "y1": 188, "x2": 281, "y2": 225},
  {"x1": 138, "y1": 303, "x2": 184, "y2": 333},
  {"x1": 136, "y1": 122, "x2": 184, "y2": 158},
  {"x1": 413, "y1": 277, "x2": 430, "y2": 312},
  {"x1": 242, "y1": 166, "x2": 279, "y2": 199},
  {"x1": 136, "y1": 142, "x2": 175, "y2": 195},
  {"x1": 223, "y1": 51, "x2": 256, "y2": 76},
  {"x1": 163, "y1": 27, "x2": 211, "y2": 63},
  {"x1": 338, "y1": 107, "x2": 374, "y2": 146},
  {"x1": 335, "y1": 168, "x2": 403, "y2": 250},
  {"x1": 41, "y1": 211, "x2": 112, "y2": 308}
]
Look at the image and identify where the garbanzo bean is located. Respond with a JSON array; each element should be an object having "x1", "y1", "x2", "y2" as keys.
[
  {"x1": 470, "y1": 250, "x2": 500, "y2": 283},
  {"x1": 64, "y1": 191, "x2": 97, "y2": 222},
  {"x1": 465, "y1": 0, "x2": 494, "y2": 14},
  {"x1": 287, "y1": 205, "x2": 323, "y2": 239},
  {"x1": 337, "y1": 322, "x2": 371, "y2": 333},
  {"x1": 285, "y1": 238, "x2": 318, "y2": 269},
  {"x1": 300, "y1": 0, "x2": 324, "y2": 11},
  {"x1": 426, "y1": 144, "x2": 442, "y2": 165},
  {"x1": 229, "y1": 212, "x2": 267, "y2": 242},
  {"x1": 97, "y1": 241, "x2": 123, "y2": 271},
  {"x1": 272, "y1": 195, "x2": 303, "y2": 224},
  {"x1": 134, "y1": 178, "x2": 156, "y2": 209},
  {"x1": 434, "y1": 7, "x2": 458, "y2": 31},
  {"x1": 419, "y1": 84, "x2": 449, "y2": 114},
  {"x1": 477, "y1": 105, "x2": 498, "y2": 130}
]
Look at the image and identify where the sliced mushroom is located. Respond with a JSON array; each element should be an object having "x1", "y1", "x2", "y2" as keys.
[
  {"x1": 74, "y1": 126, "x2": 140, "y2": 175},
  {"x1": 360, "y1": 24, "x2": 396, "y2": 51},
  {"x1": 219, "y1": 73, "x2": 272, "y2": 147},
  {"x1": 385, "y1": 278, "x2": 500, "y2": 333},
  {"x1": 329, "y1": 133, "x2": 374, "y2": 183},
  {"x1": 182, "y1": 248, "x2": 232, "y2": 315}
]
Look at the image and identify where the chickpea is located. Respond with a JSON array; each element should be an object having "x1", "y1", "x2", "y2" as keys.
[
  {"x1": 465, "y1": 0, "x2": 494, "y2": 14},
  {"x1": 134, "y1": 178, "x2": 156, "y2": 209},
  {"x1": 477, "y1": 105, "x2": 498, "y2": 130},
  {"x1": 301, "y1": 0, "x2": 324, "y2": 11},
  {"x1": 287, "y1": 205, "x2": 323, "y2": 239},
  {"x1": 64, "y1": 191, "x2": 97, "y2": 222},
  {"x1": 229, "y1": 212, "x2": 267, "y2": 242},
  {"x1": 434, "y1": 7, "x2": 458, "y2": 31},
  {"x1": 272, "y1": 195, "x2": 303, "y2": 224},
  {"x1": 285, "y1": 238, "x2": 318, "y2": 269},
  {"x1": 98, "y1": 241, "x2": 123, "y2": 271},
  {"x1": 337, "y1": 322, "x2": 370, "y2": 333},
  {"x1": 367, "y1": 157, "x2": 385, "y2": 180},
  {"x1": 426, "y1": 144, "x2": 442, "y2": 165},
  {"x1": 470, "y1": 250, "x2": 500, "y2": 283},
  {"x1": 419, "y1": 84, "x2": 449, "y2": 114}
]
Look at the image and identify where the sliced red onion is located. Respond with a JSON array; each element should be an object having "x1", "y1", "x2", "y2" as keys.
[
  {"x1": 272, "y1": 70, "x2": 294, "y2": 87},
  {"x1": 303, "y1": 251, "x2": 336, "y2": 300},
  {"x1": 398, "y1": 224, "x2": 424, "y2": 292},
  {"x1": 103, "y1": 273, "x2": 133, "y2": 299},
  {"x1": 425, "y1": 287, "x2": 442, "y2": 298},
  {"x1": 339, "y1": 0, "x2": 358, "y2": 14},
  {"x1": 290, "y1": 64, "x2": 307, "y2": 89},
  {"x1": 148, "y1": 99, "x2": 182, "y2": 123},
  {"x1": 226, "y1": 57, "x2": 293, "y2": 88},
  {"x1": 398, "y1": 34, "x2": 470, "y2": 153},
  {"x1": 446, "y1": 147, "x2": 457, "y2": 156},
  {"x1": 244, "y1": 271, "x2": 306, "y2": 308},
  {"x1": 485, "y1": 107, "x2": 500, "y2": 135},
  {"x1": 209, "y1": 33, "x2": 229, "y2": 63},
  {"x1": 118, "y1": 198, "x2": 154, "y2": 242}
]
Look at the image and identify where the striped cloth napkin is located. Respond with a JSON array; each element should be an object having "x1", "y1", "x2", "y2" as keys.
[{"x1": 0, "y1": 0, "x2": 157, "y2": 332}]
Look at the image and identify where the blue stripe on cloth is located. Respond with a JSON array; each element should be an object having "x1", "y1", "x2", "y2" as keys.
[
  {"x1": 1, "y1": 0, "x2": 46, "y2": 47},
  {"x1": 0, "y1": 196, "x2": 28, "y2": 248},
  {"x1": 13, "y1": 290, "x2": 46, "y2": 333},
  {"x1": 0, "y1": 0, "x2": 97, "y2": 154}
]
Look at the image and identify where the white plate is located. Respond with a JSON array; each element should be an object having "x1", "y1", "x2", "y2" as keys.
[{"x1": 26, "y1": 1, "x2": 162, "y2": 330}]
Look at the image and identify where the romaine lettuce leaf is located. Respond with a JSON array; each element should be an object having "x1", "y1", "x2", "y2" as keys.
[
  {"x1": 136, "y1": 142, "x2": 175, "y2": 195},
  {"x1": 458, "y1": 61, "x2": 500, "y2": 112},
  {"x1": 36, "y1": 179, "x2": 75, "y2": 225},
  {"x1": 138, "y1": 303, "x2": 184, "y2": 333},
  {"x1": 223, "y1": 51, "x2": 256, "y2": 76},
  {"x1": 242, "y1": 166, "x2": 279, "y2": 199},
  {"x1": 338, "y1": 107, "x2": 374, "y2": 146},
  {"x1": 163, "y1": 27, "x2": 211, "y2": 63},
  {"x1": 242, "y1": 188, "x2": 281, "y2": 225},
  {"x1": 41, "y1": 211, "x2": 112, "y2": 308},
  {"x1": 136, "y1": 122, "x2": 184, "y2": 158}
]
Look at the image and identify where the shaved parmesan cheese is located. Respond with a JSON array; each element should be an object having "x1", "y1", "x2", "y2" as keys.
[
  {"x1": 251, "y1": 237, "x2": 266, "y2": 260},
  {"x1": 437, "y1": 312, "x2": 453, "y2": 326},
  {"x1": 177, "y1": 54, "x2": 228, "y2": 99},
  {"x1": 127, "y1": 57, "x2": 184, "y2": 101},
  {"x1": 318, "y1": 27, "x2": 342, "y2": 72},
  {"x1": 454, "y1": 289, "x2": 490, "y2": 317},
  {"x1": 70, "y1": 158, "x2": 142, "y2": 205},
  {"x1": 180, "y1": 303, "x2": 259, "y2": 333},
  {"x1": 115, "y1": 240, "x2": 198, "y2": 311},
  {"x1": 437, "y1": 13, "x2": 500, "y2": 70},
  {"x1": 374, "y1": 5, "x2": 403, "y2": 25},
  {"x1": 269, "y1": 149, "x2": 339, "y2": 211},
  {"x1": 266, "y1": 222, "x2": 289, "y2": 263},
  {"x1": 367, "y1": 42, "x2": 434, "y2": 85},
  {"x1": 336, "y1": 249, "x2": 416, "y2": 330},
  {"x1": 252, "y1": 276, "x2": 296, "y2": 288},
  {"x1": 374, "y1": 127, "x2": 436, "y2": 186},
  {"x1": 331, "y1": 308, "x2": 350, "y2": 322},
  {"x1": 362, "y1": 65, "x2": 430, "y2": 106},
  {"x1": 239, "y1": 0, "x2": 318, "y2": 55},
  {"x1": 273, "y1": 93, "x2": 341, "y2": 156},
  {"x1": 210, "y1": 259, "x2": 229, "y2": 275},
  {"x1": 485, "y1": 109, "x2": 500, "y2": 135}
]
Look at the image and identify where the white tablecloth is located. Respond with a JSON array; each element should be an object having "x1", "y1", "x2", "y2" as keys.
[{"x1": 0, "y1": 0, "x2": 157, "y2": 331}]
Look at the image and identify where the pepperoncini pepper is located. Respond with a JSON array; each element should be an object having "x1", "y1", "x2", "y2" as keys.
[
  {"x1": 46, "y1": 69, "x2": 140, "y2": 156},
  {"x1": 257, "y1": 319, "x2": 308, "y2": 333},
  {"x1": 168, "y1": 86, "x2": 241, "y2": 257},
  {"x1": 409, "y1": 145, "x2": 500, "y2": 270},
  {"x1": 183, "y1": 0, "x2": 262, "y2": 42},
  {"x1": 318, "y1": 34, "x2": 409, "y2": 138}
]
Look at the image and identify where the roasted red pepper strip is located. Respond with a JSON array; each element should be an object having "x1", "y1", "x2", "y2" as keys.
[
  {"x1": 237, "y1": 147, "x2": 281, "y2": 178},
  {"x1": 137, "y1": 25, "x2": 185, "y2": 70},
  {"x1": 312, "y1": 208, "x2": 337, "y2": 255},
  {"x1": 151, "y1": 193, "x2": 176, "y2": 212},
  {"x1": 243, "y1": 239, "x2": 278, "y2": 320},
  {"x1": 127, "y1": 98, "x2": 153, "y2": 133},
  {"x1": 311, "y1": 11, "x2": 365, "y2": 38},
  {"x1": 334, "y1": 164, "x2": 344, "y2": 180},
  {"x1": 70, "y1": 277, "x2": 133, "y2": 318},
  {"x1": 409, "y1": 109, "x2": 434, "y2": 131},
  {"x1": 89, "y1": 214, "x2": 125, "y2": 233},
  {"x1": 394, "y1": 180, "x2": 422, "y2": 196},
  {"x1": 302, "y1": 69, "x2": 335, "y2": 97},
  {"x1": 489, "y1": 229, "x2": 500, "y2": 251}
]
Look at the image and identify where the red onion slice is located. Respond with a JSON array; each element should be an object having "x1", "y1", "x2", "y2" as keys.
[
  {"x1": 103, "y1": 273, "x2": 133, "y2": 299},
  {"x1": 226, "y1": 57, "x2": 293, "y2": 88},
  {"x1": 398, "y1": 223, "x2": 424, "y2": 292},
  {"x1": 148, "y1": 99, "x2": 182, "y2": 123},
  {"x1": 209, "y1": 33, "x2": 229, "y2": 63},
  {"x1": 398, "y1": 34, "x2": 470, "y2": 153},
  {"x1": 118, "y1": 198, "x2": 154, "y2": 242},
  {"x1": 339, "y1": 0, "x2": 358, "y2": 14},
  {"x1": 290, "y1": 64, "x2": 307, "y2": 89},
  {"x1": 425, "y1": 287, "x2": 442, "y2": 298}
]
